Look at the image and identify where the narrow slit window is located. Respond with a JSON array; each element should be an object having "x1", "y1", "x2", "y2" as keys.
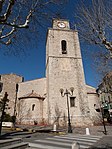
[
  {"x1": 16, "y1": 84, "x2": 18, "y2": 92},
  {"x1": 70, "y1": 97, "x2": 76, "y2": 107},
  {"x1": 61, "y1": 40, "x2": 67, "y2": 54},
  {"x1": 0, "y1": 82, "x2": 3, "y2": 92},
  {"x1": 32, "y1": 104, "x2": 35, "y2": 111}
]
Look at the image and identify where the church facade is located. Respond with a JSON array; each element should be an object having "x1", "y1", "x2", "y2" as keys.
[
  {"x1": 17, "y1": 19, "x2": 99, "y2": 126},
  {"x1": 0, "y1": 19, "x2": 100, "y2": 126}
]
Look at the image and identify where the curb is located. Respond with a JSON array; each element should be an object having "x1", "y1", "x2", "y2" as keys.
[
  {"x1": 28, "y1": 129, "x2": 36, "y2": 133},
  {"x1": 53, "y1": 132, "x2": 66, "y2": 135},
  {"x1": 3, "y1": 126, "x2": 67, "y2": 135},
  {"x1": 15, "y1": 127, "x2": 23, "y2": 131},
  {"x1": 2, "y1": 127, "x2": 16, "y2": 131}
]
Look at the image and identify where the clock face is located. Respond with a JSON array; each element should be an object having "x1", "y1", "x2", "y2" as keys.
[{"x1": 57, "y1": 22, "x2": 66, "y2": 28}]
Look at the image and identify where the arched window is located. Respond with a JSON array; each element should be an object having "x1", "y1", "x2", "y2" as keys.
[
  {"x1": 32, "y1": 104, "x2": 35, "y2": 111},
  {"x1": 61, "y1": 40, "x2": 67, "y2": 54}
]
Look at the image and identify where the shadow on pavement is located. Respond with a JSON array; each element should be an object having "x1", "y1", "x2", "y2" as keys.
[
  {"x1": 0, "y1": 131, "x2": 32, "y2": 139},
  {"x1": 89, "y1": 146, "x2": 112, "y2": 149}
]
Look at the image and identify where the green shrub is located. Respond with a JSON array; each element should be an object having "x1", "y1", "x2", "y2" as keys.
[
  {"x1": 3, "y1": 114, "x2": 16, "y2": 123},
  {"x1": 3, "y1": 113, "x2": 12, "y2": 122}
]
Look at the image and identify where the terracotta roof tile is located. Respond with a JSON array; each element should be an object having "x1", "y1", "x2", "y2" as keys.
[{"x1": 19, "y1": 90, "x2": 44, "y2": 100}]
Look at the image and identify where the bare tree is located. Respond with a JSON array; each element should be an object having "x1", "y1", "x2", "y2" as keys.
[
  {"x1": 74, "y1": 0, "x2": 112, "y2": 59},
  {"x1": 0, "y1": 0, "x2": 67, "y2": 54},
  {"x1": 98, "y1": 71, "x2": 112, "y2": 97}
]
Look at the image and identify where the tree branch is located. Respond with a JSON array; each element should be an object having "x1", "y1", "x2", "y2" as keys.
[
  {"x1": 0, "y1": 0, "x2": 15, "y2": 22},
  {"x1": 0, "y1": 27, "x2": 16, "y2": 39},
  {"x1": 75, "y1": 0, "x2": 112, "y2": 58},
  {"x1": 0, "y1": 9, "x2": 33, "y2": 28}
]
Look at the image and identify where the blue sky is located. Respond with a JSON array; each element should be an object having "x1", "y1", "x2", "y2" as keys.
[{"x1": 0, "y1": 1, "x2": 101, "y2": 88}]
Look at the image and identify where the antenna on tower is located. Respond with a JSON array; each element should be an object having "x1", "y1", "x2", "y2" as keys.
[
  {"x1": 71, "y1": 23, "x2": 77, "y2": 30},
  {"x1": 74, "y1": 24, "x2": 77, "y2": 30}
]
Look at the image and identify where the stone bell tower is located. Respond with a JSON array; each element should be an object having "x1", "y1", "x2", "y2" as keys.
[{"x1": 45, "y1": 19, "x2": 91, "y2": 126}]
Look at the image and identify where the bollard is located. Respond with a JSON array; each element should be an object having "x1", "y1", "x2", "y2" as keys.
[
  {"x1": 86, "y1": 128, "x2": 90, "y2": 135},
  {"x1": 72, "y1": 141, "x2": 80, "y2": 149},
  {"x1": 53, "y1": 124, "x2": 57, "y2": 131}
]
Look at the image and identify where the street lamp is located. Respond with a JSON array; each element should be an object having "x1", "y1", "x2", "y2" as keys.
[
  {"x1": 14, "y1": 84, "x2": 18, "y2": 116},
  {"x1": 60, "y1": 87, "x2": 74, "y2": 133}
]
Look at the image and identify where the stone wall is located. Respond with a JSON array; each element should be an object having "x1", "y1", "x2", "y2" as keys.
[
  {"x1": 17, "y1": 78, "x2": 47, "y2": 124},
  {"x1": 0, "y1": 73, "x2": 23, "y2": 116},
  {"x1": 17, "y1": 97, "x2": 44, "y2": 125},
  {"x1": 17, "y1": 78, "x2": 46, "y2": 98},
  {"x1": 86, "y1": 85, "x2": 101, "y2": 124},
  {"x1": 46, "y1": 20, "x2": 93, "y2": 126}
]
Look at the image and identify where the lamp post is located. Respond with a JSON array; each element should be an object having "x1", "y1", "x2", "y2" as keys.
[
  {"x1": 94, "y1": 104, "x2": 107, "y2": 135},
  {"x1": 14, "y1": 84, "x2": 18, "y2": 116},
  {"x1": 60, "y1": 87, "x2": 74, "y2": 133}
]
